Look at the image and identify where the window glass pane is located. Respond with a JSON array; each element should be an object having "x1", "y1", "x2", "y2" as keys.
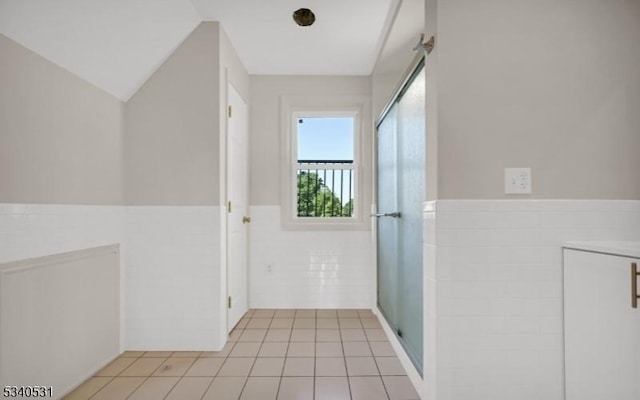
[
  {"x1": 297, "y1": 117, "x2": 354, "y2": 161},
  {"x1": 295, "y1": 116, "x2": 355, "y2": 218}
]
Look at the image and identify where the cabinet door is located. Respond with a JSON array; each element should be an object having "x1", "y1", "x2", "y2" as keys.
[{"x1": 564, "y1": 249, "x2": 640, "y2": 400}]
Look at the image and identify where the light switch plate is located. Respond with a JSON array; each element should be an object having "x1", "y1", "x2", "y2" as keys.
[{"x1": 505, "y1": 168, "x2": 532, "y2": 194}]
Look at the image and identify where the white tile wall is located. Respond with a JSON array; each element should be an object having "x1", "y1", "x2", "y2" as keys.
[
  {"x1": 0, "y1": 204, "x2": 123, "y2": 264},
  {"x1": 0, "y1": 204, "x2": 224, "y2": 352},
  {"x1": 249, "y1": 206, "x2": 375, "y2": 309},
  {"x1": 124, "y1": 206, "x2": 222, "y2": 351},
  {"x1": 427, "y1": 200, "x2": 640, "y2": 400}
]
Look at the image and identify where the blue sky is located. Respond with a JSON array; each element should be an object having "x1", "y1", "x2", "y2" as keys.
[{"x1": 297, "y1": 117, "x2": 354, "y2": 161}]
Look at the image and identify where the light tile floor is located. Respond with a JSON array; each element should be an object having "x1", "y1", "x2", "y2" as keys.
[{"x1": 64, "y1": 309, "x2": 420, "y2": 400}]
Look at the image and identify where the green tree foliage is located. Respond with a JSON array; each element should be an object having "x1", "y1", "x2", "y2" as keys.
[{"x1": 297, "y1": 171, "x2": 353, "y2": 217}]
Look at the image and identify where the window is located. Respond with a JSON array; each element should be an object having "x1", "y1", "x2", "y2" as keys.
[
  {"x1": 281, "y1": 96, "x2": 370, "y2": 230},
  {"x1": 295, "y1": 114, "x2": 356, "y2": 218}
]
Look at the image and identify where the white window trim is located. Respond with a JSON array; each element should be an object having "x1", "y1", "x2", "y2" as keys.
[{"x1": 280, "y1": 95, "x2": 371, "y2": 230}]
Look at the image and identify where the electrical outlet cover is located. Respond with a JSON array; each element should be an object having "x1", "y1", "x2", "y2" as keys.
[{"x1": 505, "y1": 168, "x2": 532, "y2": 194}]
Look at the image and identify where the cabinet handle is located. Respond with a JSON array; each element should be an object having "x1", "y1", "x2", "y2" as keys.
[{"x1": 633, "y1": 263, "x2": 639, "y2": 309}]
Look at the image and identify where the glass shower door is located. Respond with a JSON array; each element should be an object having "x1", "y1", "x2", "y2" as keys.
[{"x1": 376, "y1": 63, "x2": 425, "y2": 373}]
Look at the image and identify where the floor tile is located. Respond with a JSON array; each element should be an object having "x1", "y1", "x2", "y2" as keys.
[
  {"x1": 287, "y1": 342, "x2": 315, "y2": 357},
  {"x1": 316, "y1": 318, "x2": 339, "y2": 329},
  {"x1": 315, "y1": 357, "x2": 347, "y2": 376},
  {"x1": 229, "y1": 329, "x2": 243, "y2": 342},
  {"x1": 365, "y1": 329, "x2": 388, "y2": 341},
  {"x1": 290, "y1": 329, "x2": 315, "y2": 342},
  {"x1": 201, "y1": 342, "x2": 234, "y2": 357},
  {"x1": 127, "y1": 377, "x2": 179, "y2": 400},
  {"x1": 239, "y1": 329, "x2": 267, "y2": 342},
  {"x1": 70, "y1": 309, "x2": 404, "y2": 400},
  {"x1": 274, "y1": 309, "x2": 296, "y2": 318},
  {"x1": 185, "y1": 358, "x2": 225, "y2": 377},
  {"x1": 240, "y1": 377, "x2": 279, "y2": 400},
  {"x1": 357, "y1": 309, "x2": 375, "y2": 317},
  {"x1": 202, "y1": 377, "x2": 246, "y2": 400},
  {"x1": 153, "y1": 357, "x2": 196, "y2": 377},
  {"x1": 253, "y1": 309, "x2": 276, "y2": 318},
  {"x1": 265, "y1": 329, "x2": 291, "y2": 342},
  {"x1": 90, "y1": 377, "x2": 145, "y2": 400},
  {"x1": 317, "y1": 309, "x2": 337, "y2": 318},
  {"x1": 164, "y1": 377, "x2": 212, "y2": 400},
  {"x1": 341, "y1": 328, "x2": 367, "y2": 341},
  {"x1": 316, "y1": 329, "x2": 341, "y2": 342},
  {"x1": 250, "y1": 358, "x2": 285, "y2": 376},
  {"x1": 316, "y1": 342, "x2": 343, "y2": 357},
  {"x1": 258, "y1": 342, "x2": 289, "y2": 357},
  {"x1": 277, "y1": 377, "x2": 313, "y2": 400},
  {"x1": 343, "y1": 342, "x2": 373, "y2": 357},
  {"x1": 94, "y1": 357, "x2": 136, "y2": 376},
  {"x1": 63, "y1": 377, "x2": 112, "y2": 400},
  {"x1": 346, "y1": 357, "x2": 380, "y2": 376},
  {"x1": 247, "y1": 318, "x2": 272, "y2": 329},
  {"x1": 315, "y1": 377, "x2": 350, "y2": 400},
  {"x1": 338, "y1": 318, "x2": 362, "y2": 328},
  {"x1": 337, "y1": 309, "x2": 359, "y2": 317},
  {"x1": 295, "y1": 309, "x2": 316, "y2": 318},
  {"x1": 171, "y1": 351, "x2": 202, "y2": 358},
  {"x1": 349, "y1": 376, "x2": 389, "y2": 400},
  {"x1": 375, "y1": 357, "x2": 406, "y2": 376},
  {"x1": 269, "y1": 318, "x2": 294, "y2": 329},
  {"x1": 120, "y1": 358, "x2": 166, "y2": 377},
  {"x1": 230, "y1": 342, "x2": 261, "y2": 357},
  {"x1": 293, "y1": 318, "x2": 316, "y2": 329},
  {"x1": 361, "y1": 318, "x2": 382, "y2": 328},
  {"x1": 382, "y1": 375, "x2": 420, "y2": 399},
  {"x1": 282, "y1": 358, "x2": 314, "y2": 376},
  {"x1": 235, "y1": 318, "x2": 249, "y2": 329},
  {"x1": 142, "y1": 351, "x2": 173, "y2": 358},
  {"x1": 217, "y1": 358, "x2": 255, "y2": 377},
  {"x1": 369, "y1": 341, "x2": 396, "y2": 356}
]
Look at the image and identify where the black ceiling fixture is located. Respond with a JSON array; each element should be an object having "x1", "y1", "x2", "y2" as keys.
[{"x1": 293, "y1": 8, "x2": 315, "y2": 26}]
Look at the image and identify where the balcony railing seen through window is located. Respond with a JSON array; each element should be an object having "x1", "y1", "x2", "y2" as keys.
[{"x1": 296, "y1": 160, "x2": 354, "y2": 218}]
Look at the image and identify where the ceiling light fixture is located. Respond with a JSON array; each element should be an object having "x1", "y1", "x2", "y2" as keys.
[{"x1": 293, "y1": 8, "x2": 315, "y2": 26}]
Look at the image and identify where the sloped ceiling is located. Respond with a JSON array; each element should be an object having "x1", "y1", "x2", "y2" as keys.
[
  {"x1": 0, "y1": 0, "x2": 202, "y2": 101},
  {"x1": 0, "y1": 0, "x2": 397, "y2": 102}
]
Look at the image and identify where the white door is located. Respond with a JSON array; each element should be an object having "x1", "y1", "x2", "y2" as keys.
[{"x1": 226, "y1": 82, "x2": 249, "y2": 332}]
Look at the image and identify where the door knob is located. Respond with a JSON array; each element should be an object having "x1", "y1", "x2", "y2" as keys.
[{"x1": 242, "y1": 216, "x2": 251, "y2": 224}]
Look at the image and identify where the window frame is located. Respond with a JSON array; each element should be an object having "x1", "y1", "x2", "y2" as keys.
[{"x1": 280, "y1": 95, "x2": 370, "y2": 230}]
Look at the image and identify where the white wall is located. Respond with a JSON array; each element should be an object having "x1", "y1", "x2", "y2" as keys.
[
  {"x1": 248, "y1": 75, "x2": 375, "y2": 309},
  {"x1": 418, "y1": 2, "x2": 640, "y2": 398},
  {"x1": 0, "y1": 245, "x2": 120, "y2": 400},
  {"x1": 1, "y1": 22, "x2": 250, "y2": 355},
  {"x1": 436, "y1": 0, "x2": 640, "y2": 200},
  {"x1": 0, "y1": 34, "x2": 124, "y2": 206},
  {"x1": 124, "y1": 206, "x2": 221, "y2": 350},
  {"x1": 249, "y1": 206, "x2": 374, "y2": 308},
  {"x1": 0, "y1": 204, "x2": 123, "y2": 265},
  {"x1": 0, "y1": 204, "x2": 223, "y2": 352},
  {"x1": 425, "y1": 200, "x2": 640, "y2": 400}
]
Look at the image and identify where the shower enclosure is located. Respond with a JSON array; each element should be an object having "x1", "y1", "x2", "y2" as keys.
[{"x1": 375, "y1": 57, "x2": 426, "y2": 373}]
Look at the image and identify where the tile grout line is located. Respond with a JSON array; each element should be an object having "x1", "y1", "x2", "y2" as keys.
[
  {"x1": 313, "y1": 309, "x2": 317, "y2": 400},
  {"x1": 336, "y1": 312, "x2": 354, "y2": 400}
]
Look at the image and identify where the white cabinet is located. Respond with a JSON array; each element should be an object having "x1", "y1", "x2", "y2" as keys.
[{"x1": 564, "y1": 248, "x2": 640, "y2": 400}]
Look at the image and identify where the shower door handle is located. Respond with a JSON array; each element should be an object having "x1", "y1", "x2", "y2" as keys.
[{"x1": 371, "y1": 212, "x2": 401, "y2": 218}]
